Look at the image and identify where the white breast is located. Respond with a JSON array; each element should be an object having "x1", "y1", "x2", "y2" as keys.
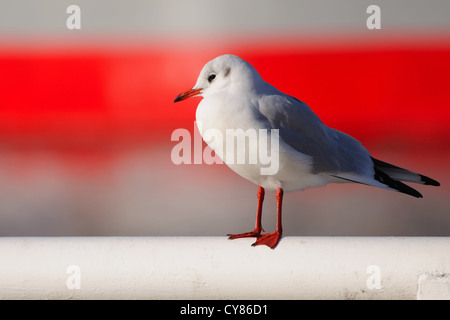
[{"x1": 195, "y1": 94, "x2": 329, "y2": 191}]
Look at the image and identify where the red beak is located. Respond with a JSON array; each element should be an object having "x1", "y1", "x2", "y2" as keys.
[{"x1": 174, "y1": 88, "x2": 203, "y2": 103}]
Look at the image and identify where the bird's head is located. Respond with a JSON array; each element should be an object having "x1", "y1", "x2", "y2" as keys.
[{"x1": 174, "y1": 54, "x2": 263, "y2": 103}]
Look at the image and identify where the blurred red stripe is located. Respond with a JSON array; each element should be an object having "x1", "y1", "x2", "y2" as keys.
[{"x1": 0, "y1": 41, "x2": 449, "y2": 149}]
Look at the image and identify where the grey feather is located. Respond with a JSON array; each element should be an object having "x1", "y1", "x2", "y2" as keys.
[{"x1": 257, "y1": 94, "x2": 373, "y2": 177}]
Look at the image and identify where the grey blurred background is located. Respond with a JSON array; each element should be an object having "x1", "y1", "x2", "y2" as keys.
[{"x1": 1, "y1": 0, "x2": 450, "y2": 36}]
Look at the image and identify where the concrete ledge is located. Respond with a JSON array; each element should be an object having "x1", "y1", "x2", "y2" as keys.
[{"x1": 0, "y1": 237, "x2": 449, "y2": 299}]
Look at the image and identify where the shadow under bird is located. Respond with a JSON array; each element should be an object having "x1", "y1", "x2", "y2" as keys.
[{"x1": 174, "y1": 54, "x2": 440, "y2": 249}]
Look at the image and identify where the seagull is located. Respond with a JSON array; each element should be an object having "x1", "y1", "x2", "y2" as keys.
[{"x1": 174, "y1": 54, "x2": 440, "y2": 249}]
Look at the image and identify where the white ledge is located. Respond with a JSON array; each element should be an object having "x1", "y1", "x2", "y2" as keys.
[{"x1": 0, "y1": 237, "x2": 449, "y2": 300}]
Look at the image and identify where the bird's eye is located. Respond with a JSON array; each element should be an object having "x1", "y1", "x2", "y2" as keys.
[{"x1": 208, "y1": 73, "x2": 216, "y2": 83}]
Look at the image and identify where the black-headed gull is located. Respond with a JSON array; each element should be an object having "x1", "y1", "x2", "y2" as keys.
[{"x1": 174, "y1": 54, "x2": 440, "y2": 249}]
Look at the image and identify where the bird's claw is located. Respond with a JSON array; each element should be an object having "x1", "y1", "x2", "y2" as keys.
[
  {"x1": 227, "y1": 229, "x2": 263, "y2": 240},
  {"x1": 228, "y1": 229, "x2": 282, "y2": 249},
  {"x1": 251, "y1": 232, "x2": 282, "y2": 249}
]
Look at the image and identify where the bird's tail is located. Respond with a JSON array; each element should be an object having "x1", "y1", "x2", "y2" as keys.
[{"x1": 371, "y1": 157, "x2": 440, "y2": 198}]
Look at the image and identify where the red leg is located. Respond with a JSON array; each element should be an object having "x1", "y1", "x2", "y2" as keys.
[
  {"x1": 252, "y1": 188, "x2": 283, "y2": 249},
  {"x1": 228, "y1": 186, "x2": 265, "y2": 239}
]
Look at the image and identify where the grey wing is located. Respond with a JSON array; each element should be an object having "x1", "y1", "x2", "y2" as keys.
[
  {"x1": 257, "y1": 93, "x2": 440, "y2": 197},
  {"x1": 257, "y1": 94, "x2": 375, "y2": 179}
]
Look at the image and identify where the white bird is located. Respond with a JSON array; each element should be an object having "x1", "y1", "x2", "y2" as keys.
[{"x1": 174, "y1": 54, "x2": 440, "y2": 249}]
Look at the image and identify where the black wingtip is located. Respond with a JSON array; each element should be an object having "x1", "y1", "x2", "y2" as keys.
[
  {"x1": 374, "y1": 167, "x2": 423, "y2": 198},
  {"x1": 420, "y1": 174, "x2": 440, "y2": 186}
]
